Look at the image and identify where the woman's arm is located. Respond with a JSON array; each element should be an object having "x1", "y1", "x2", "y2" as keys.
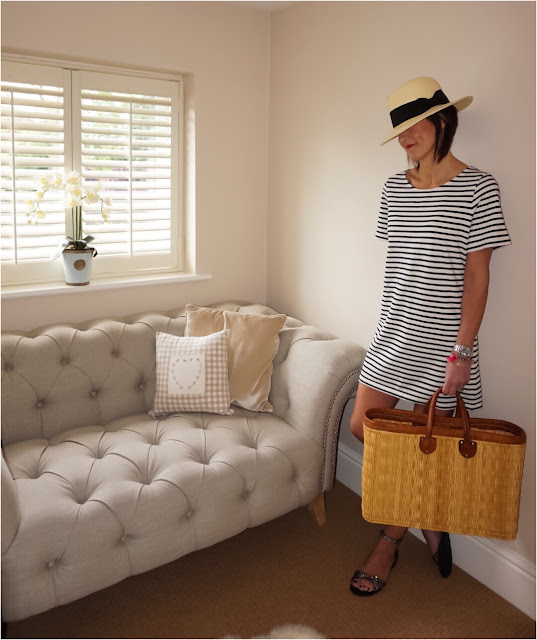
[{"x1": 442, "y1": 247, "x2": 493, "y2": 396}]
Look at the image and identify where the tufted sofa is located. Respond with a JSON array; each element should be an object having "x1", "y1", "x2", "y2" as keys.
[{"x1": 1, "y1": 301, "x2": 364, "y2": 622}]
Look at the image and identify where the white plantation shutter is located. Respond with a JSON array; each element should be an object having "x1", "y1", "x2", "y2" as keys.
[
  {"x1": 1, "y1": 60, "x2": 182, "y2": 285},
  {"x1": 1, "y1": 62, "x2": 71, "y2": 283},
  {"x1": 73, "y1": 71, "x2": 180, "y2": 274}
]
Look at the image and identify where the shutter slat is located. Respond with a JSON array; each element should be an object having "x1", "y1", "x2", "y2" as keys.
[
  {"x1": 81, "y1": 102, "x2": 170, "y2": 117},
  {"x1": 2, "y1": 108, "x2": 64, "y2": 121},
  {"x1": 81, "y1": 91, "x2": 171, "y2": 106},
  {"x1": 1, "y1": 132, "x2": 64, "y2": 143},
  {"x1": 2, "y1": 157, "x2": 65, "y2": 167},
  {"x1": 1, "y1": 143, "x2": 64, "y2": 155},
  {"x1": 81, "y1": 169, "x2": 171, "y2": 179},
  {"x1": 4, "y1": 120, "x2": 64, "y2": 132},
  {"x1": 2, "y1": 85, "x2": 63, "y2": 97},
  {"x1": 81, "y1": 114, "x2": 170, "y2": 127},
  {"x1": 2, "y1": 96, "x2": 63, "y2": 109},
  {"x1": 81, "y1": 125, "x2": 170, "y2": 138}
]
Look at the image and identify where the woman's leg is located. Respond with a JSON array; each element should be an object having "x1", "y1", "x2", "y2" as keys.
[
  {"x1": 349, "y1": 383, "x2": 399, "y2": 443},
  {"x1": 349, "y1": 384, "x2": 404, "y2": 593}
]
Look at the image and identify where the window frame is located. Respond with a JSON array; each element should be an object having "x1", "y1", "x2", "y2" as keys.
[{"x1": 1, "y1": 54, "x2": 185, "y2": 287}]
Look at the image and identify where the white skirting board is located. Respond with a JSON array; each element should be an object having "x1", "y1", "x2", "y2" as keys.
[{"x1": 336, "y1": 441, "x2": 536, "y2": 620}]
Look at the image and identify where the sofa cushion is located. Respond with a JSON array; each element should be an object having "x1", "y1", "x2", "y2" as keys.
[
  {"x1": 184, "y1": 304, "x2": 286, "y2": 412},
  {"x1": 1, "y1": 410, "x2": 323, "y2": 620},
  {"x1": 152, "y1": 330, "x2": 232, "y2": 417}
]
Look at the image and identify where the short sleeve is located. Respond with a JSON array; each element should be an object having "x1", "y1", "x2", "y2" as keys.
[
  {"x1": 375, "y1": 184, "x2": 389, "y2": 240},
  {"x1": 468, "y1": 174, "x2": 511, "y2": 253}
]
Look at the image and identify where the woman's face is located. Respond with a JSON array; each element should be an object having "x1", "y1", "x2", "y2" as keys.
[{"x1": 398, "y1": 117, "x2": 437, "y2": 163}]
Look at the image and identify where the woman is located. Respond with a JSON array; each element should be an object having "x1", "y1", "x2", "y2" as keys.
[{"x1": 349, "y1": 77, "x2": 511, "y2": 596}]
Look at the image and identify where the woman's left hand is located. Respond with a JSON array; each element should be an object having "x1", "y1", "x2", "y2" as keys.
[{"x1": 443, "y1": 358, "x2": 472, "y2": 396}]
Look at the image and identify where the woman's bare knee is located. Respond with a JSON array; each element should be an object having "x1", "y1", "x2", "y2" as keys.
[{"x1": 349, "y1": 384, "x2": 398, "y2": 443}]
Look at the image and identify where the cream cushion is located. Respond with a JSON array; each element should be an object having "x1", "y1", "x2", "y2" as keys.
[
  {"x1": 151, "y1": 330, "x2": 232, "y2": 416},
  {"x1": 185, "y1": 304, "x2": 286, "y2": 412}
]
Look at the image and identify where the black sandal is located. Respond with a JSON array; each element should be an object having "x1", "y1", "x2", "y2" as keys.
[
  {"x1": 432, "y1": 531, "x2": 452, "y2": 578},
  {"x1": 350, "y1": 529, "x2": 402, "y2": 597}
]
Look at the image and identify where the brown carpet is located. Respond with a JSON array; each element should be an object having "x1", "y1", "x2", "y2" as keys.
[{"x1": 6, "y1": 481, "x2": 535, "y2": 639}]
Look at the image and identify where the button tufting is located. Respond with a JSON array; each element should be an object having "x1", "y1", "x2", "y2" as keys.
[
  {"x1": 111, "y1": 351, "x2": 119, "y2": 358},
  {"x1": 4, "y1": 364, "x2": 12, "y2": 372},
  {"x1": 139, "y1": 383, "x2": 144, "y2": 390},
  {"x1": 121, "y1": 534, "x2": 128, "y2": 542},
  {"x1": 61, "y1": 358, "x2": 70, "y2": 366},
  {"x1": 186, "y1": 510, "x2": 193, "y2": 519},
  {"x1": 36, "y1": 401, "x2": 43, "y2": 408},
  {"x1": 90, "y1": 390, "x2": 98, "y2": 398},
  {"x1": 47, "y1": 560, "x2": 55, "y2": 568}
]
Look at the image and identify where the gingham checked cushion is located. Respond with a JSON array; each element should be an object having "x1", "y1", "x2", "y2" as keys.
[{"x1": 151, "y1": 329, "x2": 232, "y2": 416}]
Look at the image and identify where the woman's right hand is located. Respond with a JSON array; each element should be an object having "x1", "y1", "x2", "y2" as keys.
[{"x1": 442, "y1": 358, "x2": 471, "y2": 396}]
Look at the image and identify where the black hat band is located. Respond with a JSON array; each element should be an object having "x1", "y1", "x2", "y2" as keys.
[{"x1": 390, "y1": 89, "x2": 450, "y2": 128}]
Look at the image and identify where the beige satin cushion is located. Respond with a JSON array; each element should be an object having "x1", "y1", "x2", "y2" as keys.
[{"x1": 185, "y1": 304, "x2": 287, "y2": 412}]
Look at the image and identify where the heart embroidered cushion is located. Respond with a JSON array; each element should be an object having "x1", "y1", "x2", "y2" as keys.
[
  {"x1": 184, "y1": 304, "x2": 287, "y2": 412},
  {"x1": 151, "y1": 329, "x2": 233, "y2": 416}
]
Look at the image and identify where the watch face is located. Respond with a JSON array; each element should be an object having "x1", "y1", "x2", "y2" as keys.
[{"x1": 457, "y1": 345, "x2": 472, "y2": 358}]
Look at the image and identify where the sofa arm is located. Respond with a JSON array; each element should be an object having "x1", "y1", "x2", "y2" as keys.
[
  {"x1": 2, "y1": 453, "x2": 20, "y2": 555},
  {"x1": 269, "y1": 325, "x2": 365, "y2": 492}
]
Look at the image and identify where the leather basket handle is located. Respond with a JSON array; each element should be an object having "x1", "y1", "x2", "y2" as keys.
[{"x1": 419, "y1": 389, "x2": 477, "y2": 458}]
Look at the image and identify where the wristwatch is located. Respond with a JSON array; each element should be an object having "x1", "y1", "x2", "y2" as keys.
[{"x1": 453, "y1": 344, "x2": 473, "y2": 359}]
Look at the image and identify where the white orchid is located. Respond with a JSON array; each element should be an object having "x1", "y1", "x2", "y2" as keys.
[
  {"x1": 66, "y1": 195, "x2": 83, "y2": 208},
  {"x1": 63, "y1": 170, "x2": 81, "y2": 186},
  {"x1": 25, "y1": 171, "x2": 113, "y2": 258},
  {"x1": 84, "y1": 188, "x2": 101, "y2": 204},
  {"x1": 52, "y1": 173, "x2": 64, "y2": 189}
]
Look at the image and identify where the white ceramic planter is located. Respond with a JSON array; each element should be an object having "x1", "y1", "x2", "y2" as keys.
[{"x1": 62, "y1": 249, "x2": 94, "y2": 286}]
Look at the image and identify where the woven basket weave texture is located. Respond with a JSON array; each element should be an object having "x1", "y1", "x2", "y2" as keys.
[{"x1": 362, "y1": 425, "x2": 525, "y2": 540}]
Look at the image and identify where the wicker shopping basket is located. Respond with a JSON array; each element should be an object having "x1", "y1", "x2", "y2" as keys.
[{"x1": 361, "y1": 389, "x2": 526, "y2": 540}]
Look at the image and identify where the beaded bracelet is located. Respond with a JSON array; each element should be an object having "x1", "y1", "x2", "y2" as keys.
[{"x1": 447, "y1": 353, "x2": 471, "y2": 368}]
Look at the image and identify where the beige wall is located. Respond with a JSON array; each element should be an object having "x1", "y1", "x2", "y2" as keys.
[
  {"x1": 268, "y1": 0, "x2": 535, "y2": 567},
  {"x1": 1, "y1": 1, "x2": 271, "y2": 329}
]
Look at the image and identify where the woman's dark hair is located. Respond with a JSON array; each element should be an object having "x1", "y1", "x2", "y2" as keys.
[
  {"x1": 412, "y1": 105, "x2": 459, "y2": 169},
  {"x1": 428, "y1": 105, "x2": 459, "y2": 163}
]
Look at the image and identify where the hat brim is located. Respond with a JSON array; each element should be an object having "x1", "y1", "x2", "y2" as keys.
[{"x1": 381, "y1": 95, "x2": 473, "y2": 146}]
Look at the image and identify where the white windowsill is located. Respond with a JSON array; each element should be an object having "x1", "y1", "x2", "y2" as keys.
[{"x1": 1, "y1": 272, "x2": 212, "y2": 299}]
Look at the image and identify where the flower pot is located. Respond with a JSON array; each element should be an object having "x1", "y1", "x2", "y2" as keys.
[{"x1": 62, "y1": 248, "x2": 94, "y2": 286}]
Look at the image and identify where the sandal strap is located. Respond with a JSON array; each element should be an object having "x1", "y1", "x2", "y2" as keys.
[
  {"x1": 351, "y1": 570, "x2": 385, "y2": 591},
  {"x1": 380, "y1": 529, "x2": 403, "y2": 545}
]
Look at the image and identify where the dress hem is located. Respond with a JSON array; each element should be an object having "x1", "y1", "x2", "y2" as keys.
[{"x1": 358, "y1": 379, "x2": 483, "y2": 411}]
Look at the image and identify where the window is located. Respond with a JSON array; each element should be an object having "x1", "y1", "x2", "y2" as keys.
[{"x1": 1, "y1": 59, "x2": 183, "y2": 286}]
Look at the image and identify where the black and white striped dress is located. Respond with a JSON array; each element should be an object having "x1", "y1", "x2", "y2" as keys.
[{"x1": 359, "y1": 166, "x2": 511, "y2": 410}]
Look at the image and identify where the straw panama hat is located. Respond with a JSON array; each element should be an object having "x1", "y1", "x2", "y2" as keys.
[{"x1": 381, "y1": 76, "x2": 473, "y2": 145}]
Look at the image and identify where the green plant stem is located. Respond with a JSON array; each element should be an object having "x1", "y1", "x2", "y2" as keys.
[{"x1": 71, "y1": 205, "x2": 83, "y2": 242}]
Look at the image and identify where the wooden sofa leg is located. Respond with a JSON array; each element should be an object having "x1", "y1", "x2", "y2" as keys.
[{"x1": 308, "y1": 492, "x2": 327, "y2": 526}]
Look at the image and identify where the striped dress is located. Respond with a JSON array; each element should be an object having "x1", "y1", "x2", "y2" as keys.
[{"x1": 359, "y1": 166, "x2": 511, "y2": 410}]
